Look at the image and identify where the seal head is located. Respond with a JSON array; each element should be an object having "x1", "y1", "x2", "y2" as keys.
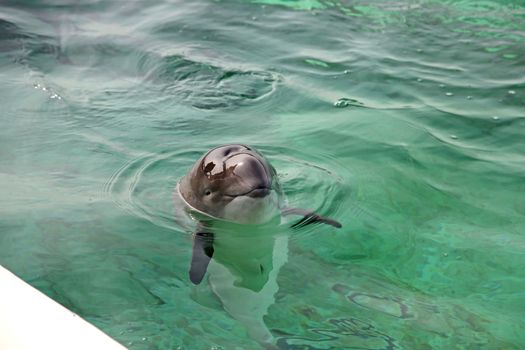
[{"x1": 178, "y1": 144, "x2": 282, "y2": 224}]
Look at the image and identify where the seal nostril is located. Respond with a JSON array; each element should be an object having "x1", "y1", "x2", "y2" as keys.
[
  {"x1": 224, "y1": 146, "x2": 238, "y2": 156},
  {"x1": 205, "y1": 189, "x2": 211, "y2": 196}
]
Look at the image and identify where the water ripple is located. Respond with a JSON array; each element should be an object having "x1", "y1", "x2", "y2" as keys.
[
  {"x1": 139, "y1": 53, "x2": 280, "y2": 110},
  {"x1": 104, "y1": 145, "x2": 346, "y2": 237}
]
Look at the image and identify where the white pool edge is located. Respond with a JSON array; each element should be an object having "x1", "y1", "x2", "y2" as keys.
[{"x1": 0, "y1": 265, "x2": 127, "y2": 350}]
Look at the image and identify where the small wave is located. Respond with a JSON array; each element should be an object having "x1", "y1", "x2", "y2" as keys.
[
  {"x1": 138, "y1": 52, "x2": 280, "y2": 110},
  {"x1": 0, "y1": 18, "x2": 28, "y2": 44}
]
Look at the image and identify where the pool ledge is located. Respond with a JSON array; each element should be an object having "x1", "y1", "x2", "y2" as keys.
[{"x1": 0, "y1": 265, "x2": 127, "y2": 350}]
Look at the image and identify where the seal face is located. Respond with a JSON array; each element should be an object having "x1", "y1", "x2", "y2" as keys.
[{"x1": 178, "y1": 144, "x2": 283, "y2": 224}]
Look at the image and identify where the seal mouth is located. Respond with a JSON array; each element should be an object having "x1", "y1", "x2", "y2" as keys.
[
  {"x1": 247, "y1": 187, "x2": 270, "y2": 198},
  {"x1": 225, "y1": 187, "x2": 271, "y2": 198}
]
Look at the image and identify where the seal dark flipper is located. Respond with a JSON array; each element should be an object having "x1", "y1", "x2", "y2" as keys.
[
  {"x1": 189, "y1": 231, "x2": 215, "y2": 284},
  {"x1": 281, "y1": 208, "x2": 342, "y2": 229}
]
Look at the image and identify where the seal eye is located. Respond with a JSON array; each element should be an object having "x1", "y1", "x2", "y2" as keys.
[{"x1": 204, "y1": 189, "x2": 212, "y2": 196}]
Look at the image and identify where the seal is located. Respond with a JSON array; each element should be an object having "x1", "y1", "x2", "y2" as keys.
[
  {"x1": 175, "y1": 144, "x2": 342, "y2": 285},
  {"x1": 178, "y1": 144, "x2": 283, "y2": 225},
  {"x1": 175, "y1": 144, "x2": 342, "y2": 349}
]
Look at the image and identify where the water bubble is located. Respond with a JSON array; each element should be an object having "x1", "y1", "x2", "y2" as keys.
[
  {"x1": 445, "y1": 92, "x2": 453, "y2": 96},
  {"x1": 450, "y1": 135, "x2": 458, "y2": 140},
  {"x1": 439, "y1": 84, "x2": 445, "y2": 88},
  {"x1": 508, "y1": 90, "x2": 516, "y2": 95},
  {"x1": 416, "y1": 48, "x2": 423, "y2": 53},
  {"x1": 343, "y1": 70, "x2": 350, "y2": 74},
  {"x1": 334, "y1": 99, "x2": 349, "y2": 108},
  {"x1": 466, "y1": 96, "x2": 472, "y2": 100},
  {"x1": 142, "y1": 337, "x2": 147, "y2": 341},
  {"x1": 492, "y1": 116, "x2": 500, "y2": 121},
  {"x1": 251, "y1": 16, "x2": 257, "y2": 20},
  {"x1": 442, "y1": 252, "x2": 449, "y2": 257},
  {"x1": 417, "y1": 78, "x2": 423, "y2": 82},
  {"x1": 33, "y1": 82, "x2": 62, "y2": 100},
  {"x1": 333, "y1": 97, "x2": 364, "y2": 108}
]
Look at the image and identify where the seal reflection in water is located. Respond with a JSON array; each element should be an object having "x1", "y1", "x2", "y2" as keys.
[{"x1": 174, "y1": 144, "x2": 341, "y2": 348}]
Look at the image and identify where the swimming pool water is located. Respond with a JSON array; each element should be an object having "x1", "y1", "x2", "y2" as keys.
[{"x1": 1, "y1": 0, "x2": 524, "y2": 348}]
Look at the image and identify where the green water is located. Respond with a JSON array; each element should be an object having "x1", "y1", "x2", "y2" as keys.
[{"x1": 1, "y1": 0, "x2": 524, "y2": 348}]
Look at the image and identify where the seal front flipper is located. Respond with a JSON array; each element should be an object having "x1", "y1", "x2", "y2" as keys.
[
  {"x1": 281, "y1": 207, "x2": 342, "y2": 229},
  {"x1": 189, "y1": 231, "x2": 215, "y2": 285}
]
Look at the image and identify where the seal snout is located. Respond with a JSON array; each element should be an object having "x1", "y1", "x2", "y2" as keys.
[{"x1": 224, "y1": 153, "x2": 272, "y2": 196}]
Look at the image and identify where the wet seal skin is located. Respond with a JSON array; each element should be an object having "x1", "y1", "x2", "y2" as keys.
[{"x1": 176, "y1": 144, "x2": 342, "y2": 285}]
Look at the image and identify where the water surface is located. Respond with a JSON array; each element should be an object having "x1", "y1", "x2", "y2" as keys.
[{"x1": 1, "y1": 0, "x2": 524, "y2": 349}]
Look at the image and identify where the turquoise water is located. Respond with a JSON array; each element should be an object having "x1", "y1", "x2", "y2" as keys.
[{"x1": 1, "y1": 0, "x2": 524, "y2": 348}]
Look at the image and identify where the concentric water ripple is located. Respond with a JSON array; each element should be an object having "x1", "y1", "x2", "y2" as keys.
[
  {"x1": 104, "y1": 150, "x2": 194, "y2": 232},
  {"x1": 104, "y1": 145, "x2": 348, "y2": 237}
]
